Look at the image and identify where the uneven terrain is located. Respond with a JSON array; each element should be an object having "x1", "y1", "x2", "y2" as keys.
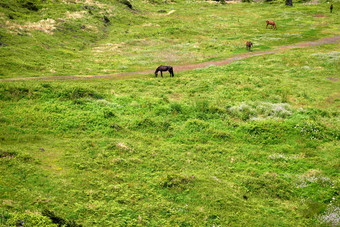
[{"x1": 0, "y1": 0, "x2": 339, "y2": 226}]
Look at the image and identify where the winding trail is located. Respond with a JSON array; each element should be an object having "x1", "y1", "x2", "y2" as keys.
[{"x1": 2, "y1": 35, "x2": 340, "y2": 82}]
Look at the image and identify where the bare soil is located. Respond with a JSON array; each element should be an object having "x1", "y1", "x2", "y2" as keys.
[
  {"x1": 2, "y1": 35, "x2": 340, "y2": 81},
  {"x1": 326, "y1": 77, "x2": 339, "y2": 82},
  {"x1": 312, "y1": 14, "x2": 326, "y2": 17}
]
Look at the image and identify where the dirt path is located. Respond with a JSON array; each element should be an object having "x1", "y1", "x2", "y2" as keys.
[{"x1": 2, "y1": 35, "x2": 340, "y2": 82}]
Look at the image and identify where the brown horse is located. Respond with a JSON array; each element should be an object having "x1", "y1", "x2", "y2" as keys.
[
  {"x1": 266, "y1": 20, "x2": 277, "y2": 30},
  {"x1": 246, "y1": 41, "x2": 253, "y2": 51},
  {"x1": 155, "y1": 65, "x2": 174, "y2": 77}
]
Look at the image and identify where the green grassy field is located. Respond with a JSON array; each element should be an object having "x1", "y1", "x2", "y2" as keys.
[
  {"x1": 1, "y1": 0, "x2": 340, "y2": 226},
  {"x1": 0, "y1": 0, "x2": 339, "y2": 78}
]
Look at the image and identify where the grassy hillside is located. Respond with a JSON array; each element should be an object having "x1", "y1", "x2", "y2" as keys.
[
  {"x1": 1, "y1": 42, "x2": 339, "y2": 225},
  {"x1": 0, "y1": 0, "x2": 339, "y2": 78},
  {"x1": 1, "y1": 0, "x2": 340, "y2": 226}
]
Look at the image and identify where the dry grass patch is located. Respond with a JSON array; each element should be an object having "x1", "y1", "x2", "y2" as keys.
[
  {"x1": 324, "y1": 92, "x2": 340, "y2": 106},
  {"x1": 142, "y1": 23, "x2": 160, "y2": 27},
  {"x1": 61, "y1": 0, "x2": 108, "y2": 8},
  {"x1": 4, "y1": 19, "x2": 56, "y2": 34},
  {"x1": 65, "y1": 11, "x2": 87, "y2": 19},
  {"x1": 170, "y1": 93, "x2": 182, "y2": 101}
]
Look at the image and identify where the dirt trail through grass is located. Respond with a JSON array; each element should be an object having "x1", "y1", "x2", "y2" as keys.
[{"x1": 2, "y1": 35, "x2": 340, "y2": 81}]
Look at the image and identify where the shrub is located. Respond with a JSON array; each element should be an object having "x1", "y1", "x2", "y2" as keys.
[
  {"x1": 42, "y1": 209, "x2": 82, "y2": 227},
  {"x1": 103, "y1": 107, "x2": 116, "y2": 118},
  {"x1": 56, "y1": 87, "x2": 103, "y2": 100},
  {"x1": 242, "y1": 173, "x2": 294, "y2": 199},
  {"x1": 0, "y1": 84, "x2": 31, "y2": 101},
  {"x1": 170, "y1": 102, "x2": 183, "y2": 114},
  {"x1": 21, "y1": 1, "x2": 40, "y2": 11},
  {"x1": 184, "y1": 119, "x2": 209, "y2": 132},
  {"x1": 239, "y1": 120, "x2": 292, "y2": 144},
  {"x1": 160, "y1": 173, "x2": 195, "y2": 188},
  {"x1": 5, "y1": 211, "x2": 57, "y2": 227}
]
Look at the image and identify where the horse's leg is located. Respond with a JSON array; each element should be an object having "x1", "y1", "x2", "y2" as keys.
[
  {"x1": 170, "y1": 69, "x2": 174, "y2": 77},
  {"x1": 161, "y1": 71, "x2": 163, "y2": 77}
]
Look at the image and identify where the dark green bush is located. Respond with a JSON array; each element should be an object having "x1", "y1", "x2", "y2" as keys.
[
  {"x1": 56, "y1": 87, "x2": 103, "y2": 100},
  {"x1": 242, "y1": 173, "x2": 294, "y2": 199},
  {"x1": 160, "y1": 173, "x2": 195, "y2": 188},
  {"x1": 239, "y1": 120, "x2": 292, "y2": 144},
  {"x1": 0, "y1": 84, "x2": 32, "y2": 100}
]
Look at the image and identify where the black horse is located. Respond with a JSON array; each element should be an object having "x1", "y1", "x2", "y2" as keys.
[{"x1": 155, "y1": 65, "x2": 174, "y2": 77}]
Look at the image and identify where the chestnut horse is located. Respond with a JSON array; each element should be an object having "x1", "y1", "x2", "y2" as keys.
[
  {"x1": 155, "y1": 65, "x2": 174, "y2": 77},
  {"x1": 266, "y1": 20, "x2": 277, "y2": 30}
]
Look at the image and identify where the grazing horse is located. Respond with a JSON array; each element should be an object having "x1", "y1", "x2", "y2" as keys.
[
  {"x1": 266, "y1": 20, "x2": 277, "y2": 30},
  {"x1": 330, "y1": 4, "x2": 333, "y2": 13},
  {"x1": 246, "y1": 41, "x2": 253, "y2": 51},
  {"x1": 155, "y1": 65, "x2": 174, "y2": 77}
]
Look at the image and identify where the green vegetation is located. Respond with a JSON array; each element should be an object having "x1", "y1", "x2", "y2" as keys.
[
  {"x1": 0, "y1": 0, "x2": 339, "y2": 226},
  {"x1": 0, "y1": 0, "x2": 339, "y2": 78},
  {"x1": 1, "y1": 43, "x2": 339, "y2": 225}
]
